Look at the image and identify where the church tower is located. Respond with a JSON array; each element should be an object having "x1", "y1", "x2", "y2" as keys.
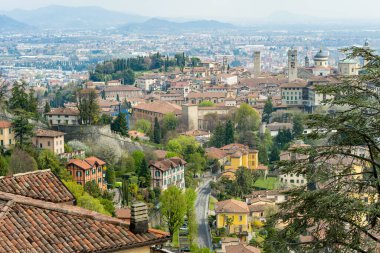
[
  {"x1": 288, "y1": 49, "x2": 298, "y2": 82},
  {"x1": 305, "y1": 56, "x2": 310, "y2": 67},
  {"x1": 253, "y1": 51, "x2": 261, "y2": 77}
]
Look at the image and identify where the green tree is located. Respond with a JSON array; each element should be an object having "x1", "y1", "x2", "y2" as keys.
[
  {"x1": 84, "y1": 181, "x2": 102, "y2": 198},
  {"x1": 131, "y1": 150, "x2": 145, "y2": 173},
  {"x1": 234, "y1": 167, "x2": 260, "y2": 198},
  {"x1": 134, "y1": 119, "x2": 151, "y2": 134},
  {"x1": 209, "y1": 123, "x2": 225, "y2": 148},
  {"x1": 258, "y1": 143, "x2": 269, "y2": 165},
  {"x1": 77, "y1": 89, "x2": 100, "y2": 125},
  {"x1": 269, "y1": 145, "x2": 280, "y2": 163},
  {"x1": 27, "y1": 89, "x2": 38, "y2": 116},
  {"x1": 225, "y1": 120, "x2": 235, "y2": 145},
  {"x1": 138, "y1": 158, "x2": 151, "y2": 188},
  {"x1": 111, "y1": 112, "x2": 129, "y2": 136},
  {"x1": 235, "y1": 103, "x2": 260, "y2": 132},
  {"x1": 199, "y1": 101, "x2": 214, "y2": 107},
  {"x1": 185, "y1": 188, "x2": 198, "y2": 246},
  {"x1": 37, "y1": 149, "x2": 64, "y2": 175},
  {"x1": 12, "y1": 113, "x2": 34, "y2": 147},
  {"x1": 262, "y1": 98, "x2": 274, "y2": 123},
  {"x1": 162, "y1": 113, "x2": 179, "y2": 132},
  {"x1": 153, "y1": 117, "x2": 161, "y2": 144},
  {"x1": 105, "y1": 167, "x2": 116, "y2": 188},
  {"x1": 292, "y1": 114, "x2": 304, "y2": 138},
  {"x1": 160, "y1": 186, "x2": 187, "y2": 237},
  {"x1": 265, "y1": 47, "x2": 380, "y2": 253},
  {"x1": 187, "y1": 152, "x2": 206, "y2": 177},
  {"x1": 8, "y1": 148, "x2": 38, "y2": 175},
  {"x1": 8, "y1": 81, "x2": 29, "y2": 112},
  {"x1": 0, "y1": 155, "x2": 8, "y2": 176},
  {"x1": 77, "y1": 194, "x2": 110, "y2": 215}
]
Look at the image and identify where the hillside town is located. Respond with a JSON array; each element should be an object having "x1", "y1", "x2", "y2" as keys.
[{"x1": 0, "y1": 1, "x2": 380, "y2": 253}]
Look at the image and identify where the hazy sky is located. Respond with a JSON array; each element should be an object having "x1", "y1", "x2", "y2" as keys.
[{"x1": 1, "y1": 0, "x2": 380, "y2": 21}]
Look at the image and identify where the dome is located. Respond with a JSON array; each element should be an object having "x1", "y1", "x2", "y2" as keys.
[{"x1": 314, "y1": 49, "x2": 329, "y2": 61}]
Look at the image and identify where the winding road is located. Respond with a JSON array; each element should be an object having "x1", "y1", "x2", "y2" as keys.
[{"x1": 195, "y1": 180, "x2": 212, "y2": 249}]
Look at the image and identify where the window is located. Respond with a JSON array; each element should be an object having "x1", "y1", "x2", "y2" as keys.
[
  {"x1": 8, "y1": 128, "x2": 11, "y2": 134},
  {"x1": 0, "y1": 129, "x2": 3, "y2": 135},
  {"x1": 39, "y1": 143, "x2": 42, "y2": 148},
  {"x1": 0, "y1": 140, "x2": 3, "y2": 146},
  {"x1": 98, "y1": 178, "x2": 102, "y2": 183},
  {"x1": 48, "y1": 141, "x2": 50, "y2": 146},
  {"x1": 9, "y1": 139, "x2": 11, "y2": 145},
  {"x1": 76, "y1": 171, "x2": 82, "y2": 177},
  {"x1": 239, "y1": 216, "x2": 242, "y2": 221},
  {"x1": 86, "y1": 170, "x2": 90, "y2": 176},
  {"x1": 92, "y1": 169, "x2": 96, "y2": 175},
  {"x1": 98, "y1": 167, "x2": 102, "y2": 172},
  {"x1": 155, "y1": 171, "x2": 161, "y2": 177}
]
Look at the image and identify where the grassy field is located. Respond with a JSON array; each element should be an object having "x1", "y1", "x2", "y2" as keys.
[{"x1": 253, "y1": 177, "x2": 279, "y2": 190}]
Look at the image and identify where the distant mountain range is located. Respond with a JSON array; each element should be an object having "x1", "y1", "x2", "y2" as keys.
[
  {"x1": 121, "y1": 18, "x2": 236, "y2": 33},
  {"x1": 3, "y1": 5, "x2": 148, "y2": 29},
  {"x1": 0, "y1": 15, "x2": 30, "y2": 31}
]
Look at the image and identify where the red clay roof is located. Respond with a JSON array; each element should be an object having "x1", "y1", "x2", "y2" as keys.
[
  {"x1": 84, "y1": 156, "x2": 106, "y2": 166},
  {"x1": 46, "y1": 108, "x2": 79, "y2": 116},
  {"x1": 0, "y1": 121, "x2": 11, "y2": 128},
  {"x1": 68, "y1": 158, "x2": 92, "y2": 170},
  {"x1": 35, "y1": 129, "x2": 65, "y2": 137},
  {"x1": 133, "y1": 101, "x2": 182, "y2": 115},
  {"x1": 226, "y1": 244, "x2": 261, "y2": 253},
  {"x1": 215, "y1": 199, "x2": 249, "y2": 213},
  {"x1": 0, "y1": 191, "x2": 169, "y2": 253},
  {"x1": 150, "y1": 157, "x2": 187, "y2": 172},
  {"x1": 0, "y1": 170, "x2": 75, "y2": 204},
  {"x1": 104, "y1": 85, "x2": 142, "y2": 92}
]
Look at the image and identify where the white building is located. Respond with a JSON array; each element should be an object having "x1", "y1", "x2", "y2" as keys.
[
  {"x1": 338, "y1": 59, "x2": 359, "y2": 76},
  {"x1": 219, "y1": 74, "x2": 238, "y2": 86},
  {"x1": 45, "y1": 108, "x2": 80, "y2": 126},
  {"x1": 149, "y1": 157, "x2": 187, "y2": 190}
]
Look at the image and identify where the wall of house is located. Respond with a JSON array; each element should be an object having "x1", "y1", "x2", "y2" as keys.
[
  {"x1": 33, "y1": 135, "x2": 65, "y2": 154},
  {"x1": 216, "y1": 213, "x2": 250, "y2": 233},
  {"x1": 47, "y1": 114, "x2": 79, "y2": 126},
  {"x1": 67, "y1": 164, "x2": 105, "y2": 188},
  {"x1": 0, "y1": 126, "x2": 15, "y2": 149},
  {"x1": 115, "y1": 246, "x2": 151, "y2": 253}
]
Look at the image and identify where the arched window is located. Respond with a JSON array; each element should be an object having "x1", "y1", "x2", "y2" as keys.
[{"x1": 155, "y1": 171, "x2": 161, "y2": 177}]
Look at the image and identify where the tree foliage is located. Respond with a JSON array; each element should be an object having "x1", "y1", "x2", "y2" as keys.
[
  {"x1": 266, "y1": 47, "x2": 380, "y2": 253},
  {"x1": 160, "y1": 186, "x2": 187, "y2": 237},
  {"x1": 77, "y1": 89, "x2": 100, "y2": 125},
  {"x1": 111, "y1": 112, "x2": 129, "y2": 136}
]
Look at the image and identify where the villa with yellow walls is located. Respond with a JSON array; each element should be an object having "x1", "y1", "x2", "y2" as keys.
[
  {"x1": 215, "y1": 199, "x2": 251, "y2": 241},
  {"x1": 220, "y1": 143, "x2": 259, "y2": 171}
]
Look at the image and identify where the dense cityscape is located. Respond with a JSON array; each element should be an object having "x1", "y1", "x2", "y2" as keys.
[{"x1": 0, "y1": 1, "x2": 380, "y2": 253}]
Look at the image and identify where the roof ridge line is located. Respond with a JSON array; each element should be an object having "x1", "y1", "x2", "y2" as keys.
[
  {"x1": 0, "y1": 169, "x2": 52, "y2": 179},
  {"x1": 0, "y1": 191, "x2": 129, "y2": 227}
]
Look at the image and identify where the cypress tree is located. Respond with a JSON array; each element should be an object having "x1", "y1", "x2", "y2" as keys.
[
  {"x1": 153, "y1": 117, "x2": 161, "y2": 144},
  {"x1": 225, "y1": 120, "x2": 235, "y2": 145}
]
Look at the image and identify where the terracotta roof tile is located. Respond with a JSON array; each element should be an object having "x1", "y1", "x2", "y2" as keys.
[
  {"x1": 215, "y1": 199, "x2": 249, "y2": 213},
  {"x1": 133, "y1": 101, "x2": 182, "y2": 115},
  {"x1": 0, "y1": 170, "x2": 75, "y2": 204},
  {"x1": 84, "y1": 157, "x2": 106, "y2": 166},
  {"x1": 0, "y1": 121, "x2": 11, "y2": 128},
  {"x1": 67, "y1": 159, "x2": 92, "y2": 170},
  {"x1": 35, "y1": 129, "x2": 65, "y2": 137},
  {"x1": 46, "y1": 108, "x2": 80, "y2": 116},
  {"x1": 0, "y1": 192, "x2": 169, "y2": 253},
  {"x1": 226, "y1": 244, "x2": 261, "y2": 253},
  {"x1": 149, "y1": 157, "x2": 187, "y2": 172}
]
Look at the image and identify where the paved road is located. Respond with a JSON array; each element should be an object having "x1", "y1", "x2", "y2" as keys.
[{"x1": 195, "y1": 180, "x2": 212, "y2": 249}]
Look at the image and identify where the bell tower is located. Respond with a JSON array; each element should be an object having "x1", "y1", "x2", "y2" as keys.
[
  {"x1": 253, "y1": 51, "x2": 261, "y2": 77},
  {"x1": 288, "y1": 49, "x2": 298, "y2": 82}
]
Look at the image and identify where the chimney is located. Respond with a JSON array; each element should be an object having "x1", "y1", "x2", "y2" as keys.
[{"x1": 130, "y1": 202, "x2": 149, "y2": 234}]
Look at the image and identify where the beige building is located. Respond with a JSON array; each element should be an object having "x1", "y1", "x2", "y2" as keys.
[
  {"x1": 104, "y1": 85, "x2": 143, "y2": 101},
  {"x1": 0, "y1": 121, "x2": 15, "y2": 149},
  {"x1": 33, "y1": 129, "x2": 65, "y2": 155},
  {"x1": 45, "y1": 108, "x2": 80, "y2": 126},
  {"x1": 338, "y1": 59, "x2": 359, "y2": 76}
]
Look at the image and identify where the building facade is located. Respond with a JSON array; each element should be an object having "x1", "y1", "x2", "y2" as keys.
[
  {"x1": 45, "y1": 108, "x2": 80, "y2": 126},
  {"x1": 0, "y1": 121, "x2": 15, "y2": 149},
  {"x1": 33, "y1": 129, "x2": 65, "y2": 155},
  {"x1": 149, "y1": 157, "x2": 187, "y2": 190},
  {"x1": 66, "y1": 156, "x2": 107, "y2": 189}
]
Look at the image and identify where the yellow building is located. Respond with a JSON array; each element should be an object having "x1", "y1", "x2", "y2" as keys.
[
  {"x1": 215, "y1": 199, "x2": 251, "y2": 240},
  {"x1": 0, "y1": 121, "x2": 15, "y2": 149},
  {"x1": 221, "y1": 144, "x2": 259, "y2": 171}
]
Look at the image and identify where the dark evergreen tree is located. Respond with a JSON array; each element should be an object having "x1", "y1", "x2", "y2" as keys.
[
  {"x1": 292, "y1": 114, "x2": 304, "y2": 138},
  {"x1": 153, "y1": 117, "x2": 161, "y2": 144},
  {"x1": 12, "y1": 113, "x2": 34, "y2": 148},
  {"x1": 44, "y1": 101, "x2": 51, "y2": 114},
  {"x1": 225, "y1": 120, "x2": 235, "y2": 145},
  {"x1": 111, "y1": 112, "x2": 129, "y2": 136},
  {"x1": 105, "y1": 167, "x2": 116, "y2": 188},
  {"x1": 262, "y1": 98, "x2": 274, "y2": 123},
  {"x1": 209, "y1": 123, "x2": 225, "y2": 148},
  {"x1": 138, "y1": 158, "x2": 151, "y2": 188},
  {"x1": 269, "y1": 145, "x2": 280, "y2": 163}
]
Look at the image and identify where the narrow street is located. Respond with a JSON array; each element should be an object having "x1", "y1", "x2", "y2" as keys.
[{"x1": 195, "y1": 180, "x2": 212, "y2": 249}]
